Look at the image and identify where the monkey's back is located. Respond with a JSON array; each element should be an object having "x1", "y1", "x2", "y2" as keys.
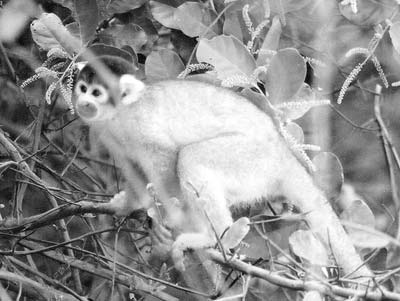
[{"x1": 122, "y1": 80, "x2": 280, "y2": 148}]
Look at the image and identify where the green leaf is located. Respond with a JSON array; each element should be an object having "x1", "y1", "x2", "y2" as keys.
[
  {"x1": 312, "y1": 152, "x2": 344, "y2": 199},
  {"x1": 0, "y1": 0, "x2": 39, "y2": 42},
  {"x1": 221, "y1": 217, "x2": 250, "y2": 249},
  {"x1": 74, "y1": 0, "x2": 99, "y2": 45},
  {"x1": 223, "y1": 0, "x2": 269, "y2": 42},
  {"x1": 78, "y1": 43, "x2": 137, "y2": 67},
  {"x1": 225, "y1": 0, "x2": 270, "y2": 26},
  {"x1": 390, "y1": 22, "x2": 400, "y2": 56},
  {"x1": 174, "y1": 2, "x2": 219, "y2": 38},
  {"x1": 285, "y1": 122, "x2": 304, "y2": 144},
  {"x1": 289, "y1": 230, "x2": 329, "y2": 265},
  {"x1": 149, "y1": 0, "x2": 181, "y2": 30},
  {"x1": 223, "y1": 11, "x2": 250, "y2": 43},
  {"x1": 278, "y1": 84, "x2": 329, "y2": 121},
  {"x1": 31, "y1": 13, "x2": 82, "y2": 54},
  {"x1": 339, "y1": 0, "x2": 395, "y2": 27},
  {"x1": 99, "y1": 24, "x2": 147, "y2": 53},
  {"x1": 341, "y1": 200, "x2": 389, "y2": 249},
  {"x1": 196, "y1": 35, "x2": 256, "y2": 81},
  {"x1": 145, "y1": 49, "x2": 185, "y2": 81},
  {"x1": 107, "y1": 0, "x2": 147, "y2": 14},
  {"x1": 52, "y1": 0, "x2": 74, "y2": 11},
  {"x1": 257, "y1": 16, "x2": 281, "y2": 65},
  {"x1": 269, "y1": 0, "x2": 311, "y2": 14},
  {"x1": 65, "y1": 22, "x2": 81, "y2": 41},
  {"x1": 265, "y1": 48, "x2": 306, "y2": 104}
]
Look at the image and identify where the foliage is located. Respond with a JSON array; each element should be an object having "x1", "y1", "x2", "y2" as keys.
[{"x1": 0, "y1": 0, "x2": 400, "y2": 300}]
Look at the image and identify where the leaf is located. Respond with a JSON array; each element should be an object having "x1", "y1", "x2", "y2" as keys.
[
  {"x1": 0, "y1": 0, "x2": 39, "y2": 42},
  {"x1": 52, "y1": 0, "x2": 74, "y2": 11},
  {"x1": 223, "y1": 11, "x2": 250, "y2": 43},
  {"x1": 223, "y1": 0, "x2": 269, "y2": 42},
  {"x1": 339, "y1": 0, "x2": 395, "y2": 27},
  {"x1": 149, "y1": 0, "x2": 181, "y2": 30},
  {"x1": 99, "y1": 24, "x2": 147, "y2": 53},
  {"x1": 196, "y1": 35, "x2": 256, "y2": 81},
  {"x1": 312, "y1": 152, "x2": 344, "y2": 199},
  {"x1": 221, "y1": 217, "x2": 250, "y2": 249},
  {"x1": 390, "y1": 22, "x2": 400, "y2": 56},
  {"x1": 82, "y1": 43, "x2": 136, "y2": 63},
  {"x1": 145, "y1": 49, "x2": 185, "y2": 81},
  {"x1": 277, "y1": 84, "x2": 329, "y2": 121},
  {"x1": 285, "y1": 122, "x2": 304, "y2": 144},
  {"x1": 65, "y1": 22, "x2": 81, "y2": 41},
  {"x1": 107, "y1": 0, "x2": 147, "y2": 14},
  {"x1": 257, "y1": 16, "x2": 282, "y2": 65},
  {"x1": 269, "y1": 0, "x2": 311, "y2": 14},
  {"x1": 225, "y1": 0, "x2": 270, "y2": 26},
  {"x1": 241, "y1": 88, "x2": 276, "y2": 116},
  {"x1": 289, "y1": 230, "x2": 329, "y2": 265},
  {"x1": 341, "y1": 200, "x2": 389, "y2": 248},
  {"x1": 74, "y1": 0, "x2": 98, "y2": 45},
  {"x1": 31, "y1": 18, "x2": 62, "y2": 50},
  {"x1": 174, "y1": 2, "x2": 219, "y2": 38},
  {"x1": 265, "y1": 48, "x2": 306, "y2": 104},
  {"x1": 31, "y1": 13, "x2": 82, "y2": 54}
]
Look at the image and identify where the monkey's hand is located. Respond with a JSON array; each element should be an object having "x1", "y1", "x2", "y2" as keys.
[
  {"x1": 172, "y1": 233, "x2": 216, "y2": 271},
  {"x1": 171, "y1": 217, "x2": 250, "y2": 271}
]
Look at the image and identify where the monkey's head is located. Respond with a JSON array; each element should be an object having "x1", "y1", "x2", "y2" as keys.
[{"x1": 74, "y1": 56, "x2": 145, "y2": 123}]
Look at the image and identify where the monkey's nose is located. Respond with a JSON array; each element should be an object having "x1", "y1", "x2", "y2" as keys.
[{"x1": 76, "y1": 101, "x2": 98, "y2": 119}]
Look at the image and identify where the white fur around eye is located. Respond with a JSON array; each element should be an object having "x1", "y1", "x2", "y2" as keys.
[
  {"x1": 75, "y1": 80, "x2": 88, "y2": 95},
  {"x1": 90, "y1": 85, "x2": 109, "y2": 104}
]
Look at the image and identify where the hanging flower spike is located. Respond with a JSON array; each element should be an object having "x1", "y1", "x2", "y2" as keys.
[
  {"x1": 177, "y1": 63, "x2": 214, "y2": 79},
  {"x1": 47, "y1": 47, "x2": 70, "y2": 59},
  {"x1": 304, "y1": 57, "x2": 327, "y2": 68},
  {"x1": 279, "y1": 125, "x2": 317, "y2": 172},
  {"x1": 20, "y1": 66, "x2": 59, "y2": 88},
  {"x1": 337, "y1": 62, "x2": 364, "y2": 104},
  {"x1": 371, "y1": 56, "x2": 388, "y2": 88},
  {"x1": 59, "y1": 65, "x2": 76, "y2": 114},
  {"x1": 345, "y1": 47, "x2": 388, "y2": 88},
  {"x1": 45, "y1": 81, "x2": 58, "y2": 104},
  {"x1": 242, "y1": 5, "x2": 253, "y2": 32},
  {"x1": 276, "y1": 99, "x2": 331, "y2": 111},
  {"x1": 221, "y1": 74, "x2": 255, "y2": 88}
]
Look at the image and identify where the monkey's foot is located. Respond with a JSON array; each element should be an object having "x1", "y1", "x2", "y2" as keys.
[
  {"x1": 149, "y1": 217, "x2": 174, "y2": 261},
  {"x1": 220, "y1": 217, "x2": 250, "y2": 249},
  {"x1": 171, "y1": 233, "x2": 216, "y2": 271},
  {"x1": 109, "y1": 190, "x2": 131, "y2": 216}
]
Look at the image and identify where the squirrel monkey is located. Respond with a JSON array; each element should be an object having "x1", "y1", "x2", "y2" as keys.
[{"x1": 74, "y1": 57, "x2": 369, "y2": 276}]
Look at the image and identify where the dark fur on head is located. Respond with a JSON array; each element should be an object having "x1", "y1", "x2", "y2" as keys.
[{"x1": 78, "y1": 55, "x2": 136, "y2": 87}]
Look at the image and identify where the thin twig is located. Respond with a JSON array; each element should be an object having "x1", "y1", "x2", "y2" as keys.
[
  {"x1": 0, "y1": 41, "x2": 17, "y2": 82},
  {"x1": 373, "y1": 85, "x2": 400, "y2": 210}
]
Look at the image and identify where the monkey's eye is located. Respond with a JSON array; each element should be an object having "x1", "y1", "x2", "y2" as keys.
[
  {"x1": 92, "y1": 88, "x2": 102, "y2": 97},
  {"x1": 75, "y1": 81, "x2": 88, "y2": 94},
  {"x1": 80, "y1": 84, "x2": 87, "y2": 93},
  {"x1": 91, "y1": 85, "x2": 108, "y2": 104}
]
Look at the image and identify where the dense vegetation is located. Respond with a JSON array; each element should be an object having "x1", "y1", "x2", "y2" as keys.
[{"x1": 0, "y1": 0, "x2": 400, "y2": 300}]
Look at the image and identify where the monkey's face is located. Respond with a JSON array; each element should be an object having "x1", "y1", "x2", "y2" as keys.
[{"x1": 74, "y1": 79, "x2": 117, "y2": 123}]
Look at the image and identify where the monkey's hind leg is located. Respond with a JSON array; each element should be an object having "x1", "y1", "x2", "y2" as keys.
[{"x1": 172, "y1": 135, "x2": 272, "y2": 269}]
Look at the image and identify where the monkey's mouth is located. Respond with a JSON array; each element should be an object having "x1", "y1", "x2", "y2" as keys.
[{"x1": 76, "y1": 103, "x2": 98, "y2": 119}]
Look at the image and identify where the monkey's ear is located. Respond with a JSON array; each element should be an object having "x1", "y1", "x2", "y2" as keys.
[{"x1": 120, "y1": 74, "x2": 145, "y2": 105}]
